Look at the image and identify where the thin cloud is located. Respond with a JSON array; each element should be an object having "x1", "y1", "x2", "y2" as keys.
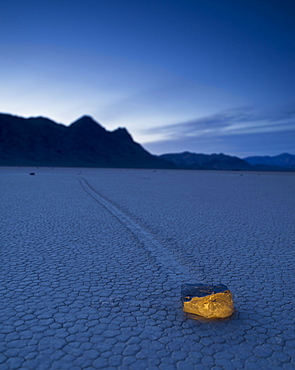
[{"x1": 142, "y1": 107, "x2": 295, "y2": 140}]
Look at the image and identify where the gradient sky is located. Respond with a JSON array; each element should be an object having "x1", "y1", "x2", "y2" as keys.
[{"x1": 1, "y1": 0, "x2": 294, "y2": 157}]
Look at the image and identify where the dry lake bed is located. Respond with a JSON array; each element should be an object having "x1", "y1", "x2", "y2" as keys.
[{"x1": 1, "y1": 167, "x2": 295, "y2": 369}]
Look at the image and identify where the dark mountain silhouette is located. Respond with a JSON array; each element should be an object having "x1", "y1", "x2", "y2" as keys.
[
  {"x1": 0, "y1": 113, "x2": 174, "y2": 168},
  {"x1": 244, "y1": 153, "x2": 295, "y2": 170},
  {"x1": 159, "y1": 152, "x2": 253, "y2": 171},
  {"x1": 1, "y1": 112, "x2": 294, "y2": 171}
]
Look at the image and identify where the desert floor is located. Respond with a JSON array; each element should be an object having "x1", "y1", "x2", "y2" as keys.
[{"x1": 1, "y1": 167, "x2": 295, "y2": 369}]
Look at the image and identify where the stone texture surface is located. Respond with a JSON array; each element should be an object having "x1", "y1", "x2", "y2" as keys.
[
  {"x1": 181, "y1": 284, "x2": 234, "y2": 318},
  {"x1": 1, "y1": 167, "x2": 295, "y2": 369}
]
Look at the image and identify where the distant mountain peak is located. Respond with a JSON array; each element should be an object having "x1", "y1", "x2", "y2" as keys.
[
  {"x1": 69, "y1": 115, "x2": 106, "y2": 132},
  {"x1": 116, "y1": 127, "x2": 127, "y2": 131},
  {"x1": 76, "y1": 115, "x2": 95, "y2": 122},
  {"x1": 112, "y1": 127, "x2": 133, "y2": 140}
]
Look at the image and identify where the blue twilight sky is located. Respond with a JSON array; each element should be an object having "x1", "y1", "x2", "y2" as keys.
[{"x1": 0, "y1": 0, "x2": 294, "y2": 157}]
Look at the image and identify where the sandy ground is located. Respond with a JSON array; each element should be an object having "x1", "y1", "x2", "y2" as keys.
[{"x1": 1, "y1": 167, "x2": 295, "y2": 369}]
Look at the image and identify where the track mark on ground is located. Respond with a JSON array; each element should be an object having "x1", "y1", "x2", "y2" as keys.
[{"x1": 79, "y1": 177, "x2": 198, "y2": 284}]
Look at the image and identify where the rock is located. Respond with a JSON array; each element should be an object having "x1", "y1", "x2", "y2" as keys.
[{"x1": 181, "y1": 284, "x2": 234, "y2": 319}]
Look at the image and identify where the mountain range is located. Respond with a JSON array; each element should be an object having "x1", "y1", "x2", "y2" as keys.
[
  {"x1": 244, "y1": 153, "x2": 295, "y2": 170},
  {"x1": 0, "y1": 113, "x2": 173, "y2": 169},
  {"x1": 160, "y1": 152, "x2": 253, "y2": 171},
  {"x1": 160, "y1": 152, "x2": 295, "y2": 171},
  {"x1": 0, "y1": 113, "x2": 294, "y2": 171}
]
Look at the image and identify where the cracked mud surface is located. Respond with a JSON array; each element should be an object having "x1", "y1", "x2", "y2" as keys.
[{"x1": 1, "y1": 167, "x2": 295, "y2": 369}]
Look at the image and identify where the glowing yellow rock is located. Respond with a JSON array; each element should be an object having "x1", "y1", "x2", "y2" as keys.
[{"x1": 181, "y1": 284, "x2": 234, "y2": 319}]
